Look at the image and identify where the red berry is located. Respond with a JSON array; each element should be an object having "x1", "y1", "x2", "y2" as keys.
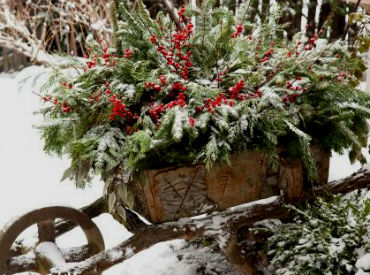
[
  {"x1": 188, "y1": 116, "x2": 196, "y2": 127},
  {"x1": 172, "y1": 82, "x2": 184, "y2": 90},
  {"x1": 159, "y1": 75, "x2": 167, "y2": 85}
]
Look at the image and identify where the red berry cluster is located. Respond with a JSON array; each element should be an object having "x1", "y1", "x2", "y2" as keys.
[
  {"x1": 42, "y1": 96, "x2": 52, "y2": 102},
  {"x1": 290, "y1": 29, "x2": 324, "y2": 56},
  {"x1": 231, "y1": 24, "x2": 243, "y2": 38},
  {"x1": 150, "y1": 6, "x2": 193, "y2": 80},
  {"x1": 109, "y1": 94, "x2": 136, "y2": 121},
  {"x1": 61, "y1": 82, "x2": 73, "y2": 89},
  {"x1": 228, "y1": 80, "x2": 244, "y2": 99},
  {"x1": 149, "y1": 104, "x2": 165, "y2": 120},
  {"x1": 143, "y1": 76, "x2": 189, "y2": 120},
  {"x1": 337, "y1": 72, "x2": 347, "y2": 82},
  {"x1": 84, "y1": 39, "x2": 133, "y2": 71},
  {"x1": 105, "y1": 82, "x2": 112, "y2": 95},
  {"x1": 260, "y1": 48, "x2": 274, "y2": 63},
  {"x1": 172, "y1": 82, "x2": 186, "y2": 91},
  {"x1": 303, "y1": 33, "x2": 319, "y2": 51},
  {"x1": 188, "y1": 116, "x2": 196, "y2": 127},
  {"x1": 198, "y1": 80, "x2": 264, "y2": 114},
  {"x1": 215, "y1": 71, "x2": 225, "y2": 83},
  {"x1": 178, "y1": 5, "x2": 186, "y2": 17},
  {"x1": 148, "y1": 92, "x2": 187, "y2": 120},
  {"x1": 159, "y1": 75, "x2": 167, "y2": 85},
  {"x1": 123, "y1": 48, "x2": 132, "y2": 59},
  {"x1": 42, "y1": 94, "x2": 72, "y2": 113},
  {"x1": 144, "y1": 81, "x2": 162, "y2": 92},
  {"x1": 61, "y1": 102, "x2": 71, "y2": 113},
  {"x1": 204, "y1": 93, "x2": 228, "y2": 114},
  {"x1": 282, "y1": 78, "x2": 308, "y2": 104}
]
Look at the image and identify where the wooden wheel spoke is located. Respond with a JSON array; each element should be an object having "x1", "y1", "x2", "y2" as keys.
[
  {"x1": 0, "y1": 206, "x2": 105, "y2": 275},
  {"x1": 37, "y1": 219, "x2": 56, "y2": 243}
]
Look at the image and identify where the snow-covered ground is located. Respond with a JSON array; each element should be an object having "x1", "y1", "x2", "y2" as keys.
[{"x1": 0, "y1": 66, "x2": 369, "y2": 275}]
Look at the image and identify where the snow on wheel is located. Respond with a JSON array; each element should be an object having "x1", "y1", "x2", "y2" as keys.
[{"x1": 0, "y1": 206, "x2": 105, "y2": 274}]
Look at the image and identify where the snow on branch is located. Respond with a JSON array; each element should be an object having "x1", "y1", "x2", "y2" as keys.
[
  {"x1": 4, "y1": 168, "x2": 370, "y2": 275},
  {"x1": 0, "y1": 0, "x2": 112, "y2": 67}
]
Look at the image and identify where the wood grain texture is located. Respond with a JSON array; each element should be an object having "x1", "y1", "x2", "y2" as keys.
[{"x1": 129, "y1": 149, "x2": 330, "y2": 223}]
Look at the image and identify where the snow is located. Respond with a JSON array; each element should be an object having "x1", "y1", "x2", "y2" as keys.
[
  {"x1": 91, "y1": 20, "x2": 107, "y2": 31},
  {"x1": 35, "y1": 242, "x2": 66, "y2": 266},
  {"x1": 171, "y1": 107, "x2": 188, "y2": 142},
  {"x1": 0, "y1": 66, "x2": 370, "y2": 275},
  {"x1": 356, "y1": 254, "x2": 370, "y2": 271},
  {"x1": 0, "y1": 67, "x2": 198, "y2": 275},
  {"x1": 356, "y1": 270, "x2": 370, "y2": 275},
  {"x1": 228, "y1": 196, "x2": 278, "y2": 212}
]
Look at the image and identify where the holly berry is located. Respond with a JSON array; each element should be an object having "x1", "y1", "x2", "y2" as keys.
[
  {"x1": 189, "y1": 116, "x2": 196, "y2": 127},
  {"x1": 123, "y1": 48, "x2": 132, "y2": 59}
]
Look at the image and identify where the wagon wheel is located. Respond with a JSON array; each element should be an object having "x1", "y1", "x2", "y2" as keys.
[{"x1": 0, "y1": 206, "x2": 105, "y2": 275}]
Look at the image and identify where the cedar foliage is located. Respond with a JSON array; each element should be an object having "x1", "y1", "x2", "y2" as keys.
[
  {"x1": 255, "y1": 192, "x2": 370, "y2": 275},
  {"x1": 37, "y1": 1, "x2": 370, "y2": 188}
]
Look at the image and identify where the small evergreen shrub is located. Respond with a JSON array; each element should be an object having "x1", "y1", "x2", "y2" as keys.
[
  {"x1": 37, "y1": 1, "x2": 370, "y2": 187},
  {"x1": 254, "y1": 191, "x2": 370, "y2": 275}
]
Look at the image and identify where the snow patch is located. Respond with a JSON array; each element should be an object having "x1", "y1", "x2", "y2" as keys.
[
  {"x1": 356, "y1": 254, "x2": 370, "y2": 271},
  {"x1": 35, "y1": 242, "x2": 66, "y2": 266}
]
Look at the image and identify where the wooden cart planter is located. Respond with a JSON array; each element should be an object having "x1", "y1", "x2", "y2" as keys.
[
  {"x1": 107, "y1": 146, "x2": 330, "y2": 225},
  {"x1": 0, "y1": 147, "x2": 332, "y2": 275}
]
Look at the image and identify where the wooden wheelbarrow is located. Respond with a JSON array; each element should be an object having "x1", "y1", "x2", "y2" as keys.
[{"x1": 0, "y1": 168, "x2": 369, "y2": 275}]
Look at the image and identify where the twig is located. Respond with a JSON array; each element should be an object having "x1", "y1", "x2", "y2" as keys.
[
  {"x1": 343, "y1": 0, "x2": 362, "y2": 40},
  {"x1": 161, "y1": 0, "x2": 182, "y2": 28}
]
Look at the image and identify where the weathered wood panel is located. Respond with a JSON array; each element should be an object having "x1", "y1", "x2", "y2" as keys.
[
  {"x1": 206, "y1": 151, "x2": 267, "y2": 209},
  {"x1": 139, "y1": 148, "x2": 330, "y2": 223}
]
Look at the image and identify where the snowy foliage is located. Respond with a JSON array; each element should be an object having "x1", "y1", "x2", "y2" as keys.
[
  {"x1": 255, "y1": 190, "x2": 370, "y2": 275},
  {"x1": 37, "y1": 0, "x2": 370, "y2": 189}
]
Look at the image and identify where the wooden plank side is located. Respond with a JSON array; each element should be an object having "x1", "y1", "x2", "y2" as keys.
[{"x1": 206, "y1": 151, "x2": 268, "y2": 209}]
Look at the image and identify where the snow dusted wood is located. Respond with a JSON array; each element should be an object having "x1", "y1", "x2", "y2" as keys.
[
  {"x1": 3, "y1": 168, "x2": 369, "y2": 275},
  {"x1": 0, "y1": 207, "x2": 105, "y2": 275},
  {"x1": 121, "y1": 148, "x2": 329, "y2": 224},
  {"x1": 35, "y1": 242, "x2": 66, "y2": 274},
  {"x1": 47, "y1": 168, "x2": 369, "y2": 275},
  {"x1": 50, "y1": 196, "x2": 286, "y2": 275},
  {"x1": 325, "y1": 168, "x2": 370, "y2": 194},
  {"x1": 7, "y1": 246, "x2": 90, "y2": 274},
  {"x1": 54, "y1": 197, "x2": 106, "y2": 237},
  {"x1": 12, "y1": 197, "x2": 106, "y2": 257}
]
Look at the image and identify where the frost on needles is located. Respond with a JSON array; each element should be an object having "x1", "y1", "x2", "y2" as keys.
[{"x1": 37, "y1": 0, "x2": 370, "y2": 188}]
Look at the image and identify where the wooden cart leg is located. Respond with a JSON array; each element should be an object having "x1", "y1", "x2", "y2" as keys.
[{"x1": 221, "y1": 226, "x2": 269, "y2": 275}]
